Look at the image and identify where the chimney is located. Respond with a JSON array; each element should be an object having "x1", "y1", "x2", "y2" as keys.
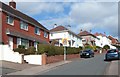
[
  {"x1": 80, "y1": 29, "x2": 82, "y2": 33},
  {"x1": 9, "y1": 0, "x2": 16, "y2": 9},
  {"x1": 54, "y1": 24, "x2": 57, "y2": 28},
  {"x1": 90, "y1": 29, "x2": 92, "y2": 33}
]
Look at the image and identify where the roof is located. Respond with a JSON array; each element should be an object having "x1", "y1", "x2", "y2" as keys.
[
  {"x1": 94, "y1": 32, "x2": 106, "y2": 37},
  {"x1": 0, "y1": 1, "x2": 49, "y2": 32},
  {"x1": 50, "y1": 26, "x2": 82, "y2": 39},
  {"x1": 78, "y1": 31, "x2": 97, "y2": 38},
  {"x1": 50, "y1": 26, "x2": 68, "y2": 32},
  {"x1": 108, "y1": 35, "x2": 119, "y2": 43}
]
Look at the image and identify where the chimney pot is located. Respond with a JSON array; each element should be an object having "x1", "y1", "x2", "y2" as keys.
[
  {"x1": 80, "y1": 29, "x2": 82, "y2": 33},
  {"x1": 9, "y1": 0, "x2": 16, "y2": 9}
]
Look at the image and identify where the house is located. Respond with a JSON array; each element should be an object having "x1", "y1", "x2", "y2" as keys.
[
  {"x1": 78, "y1": 30, "x2": 99, "y2": 46},
  {"x1": 94, "y1": 33, "x2": 116, "y2": 49},
  {"x1": 108, "y1": 36, "x2": 119, "y2": 45},
  {"x1": 50, "y1": 26, "x2": 83, "y2": 48},
  {"x1": 0, "y1": 1, "x2": 49, "y2": 50}
]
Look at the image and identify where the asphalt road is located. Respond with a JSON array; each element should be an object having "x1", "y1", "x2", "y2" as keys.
[
  {"x1": 39, "y1": 54, "x2": 111, "y2": 75},
  {"x1": 0, "y1": 67, "x2": 18, "y2": 75}
]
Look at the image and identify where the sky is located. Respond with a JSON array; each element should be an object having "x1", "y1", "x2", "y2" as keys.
[{"x1": 2, "y1": 0, "x2": 119, "y2": 38}]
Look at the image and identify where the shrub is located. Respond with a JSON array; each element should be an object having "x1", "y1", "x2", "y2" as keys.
[
  {"x1": 79, "y1": 46, "x2": 83, "y2": 50},
  {"x1": 103, "y1": 45, "x2": 110, "y2": 50},
  {"x1": 14, "y1": 48, "x2": 26, "y2": 54},
  {"x1": 25, "y1": 46, "x2": 36, "y2": 55},
  {"x1": 84, "y1": 45, "x2": 93, "y2": 50},
  {"x1": 18, "y1": 45, "x2": 25, "y2": 49},
  {"x1": 14, "y1": 46, "x2": 36, "y2": 55}
]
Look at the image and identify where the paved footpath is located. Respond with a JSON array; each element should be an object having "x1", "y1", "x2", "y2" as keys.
[
  {"x1": 7, "y1": 61, "x2": 71, "y2": 75},
  {"x1": 105, "y1": 60, "x2": 119, "y2": 75}
]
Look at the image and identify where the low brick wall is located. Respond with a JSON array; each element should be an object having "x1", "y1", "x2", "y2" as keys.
[
  {"x1": 47, "y1": 54, "x2": 80, "y2": 64},
  {"x1": 67, "y1": 54, "x2": 80, "y2": 60}
]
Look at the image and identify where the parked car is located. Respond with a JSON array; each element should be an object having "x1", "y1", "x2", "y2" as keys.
[
  {"x1": 105, "y1": 49, "x2": 120, "y2": 61},
  {"x1": 80, "y1": 49, "x2": 94, "y2": 58}
]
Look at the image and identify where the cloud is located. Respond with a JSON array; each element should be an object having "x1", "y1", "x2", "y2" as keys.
[
  {"x1": 69, "y1": 2, "x2": 118, "y2": 36},
  {"x1": 2, "y1": 0, "x2": 119, "y2": 2},
  {"x1": 16, "y1": 2, "x2": 65, "y2": 16},
  {"x1": 39, "y1": 16, "x2": 70, "y2": 30}
]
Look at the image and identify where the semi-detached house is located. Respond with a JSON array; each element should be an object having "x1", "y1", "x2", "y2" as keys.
[
  {"x1": 50, "y1": 26, "x2": 83, "y2": 48},
  {"x1": 0, "y1": 1, "x2": 49, "y2": 50}
]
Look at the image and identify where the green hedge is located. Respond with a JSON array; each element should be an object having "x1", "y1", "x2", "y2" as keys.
[
  {"x1": 14, "y1": 44, "x2": 82, "y2": 56},
  {"x1": 37, "y1": 44, "x2": 81, "y2": 56},
  {"x1": 14, "y1": 45, "x2": 36, "y2": 55}
]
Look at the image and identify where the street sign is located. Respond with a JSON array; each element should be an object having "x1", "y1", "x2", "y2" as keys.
[{"x1": 62, "y1": 38, "x2": 68, "y2": 46}]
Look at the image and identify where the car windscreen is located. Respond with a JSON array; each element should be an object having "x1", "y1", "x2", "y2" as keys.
[
  {"x1": 107, "y1": 50, "x2": 116, "y2": 53},
  {"x1": 83, "y1": 50, "x2": 91, "y2": 52}
]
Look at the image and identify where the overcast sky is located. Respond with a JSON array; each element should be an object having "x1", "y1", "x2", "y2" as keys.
[{"x1": 2, "y1": 0, "x2": 119, "y2": 38}]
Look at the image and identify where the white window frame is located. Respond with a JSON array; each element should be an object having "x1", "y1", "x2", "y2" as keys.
[
  {"x1": 20, "y1": 21, "x2": 28, "y2": 31},
  {"x1": 6, "y1": 15, "x2": 14, "y2": 25},
  {"x1": 35, "y1": 27, "x2": 40, "y2": 35},
  {"x1": 44, "y1": 31, "x2": 48, "y2": 38}
]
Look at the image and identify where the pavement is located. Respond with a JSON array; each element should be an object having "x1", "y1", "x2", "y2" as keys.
[
  {"x1": 7, "y1": 60, "x2": 71, "y2": 75},
  {"x1": 105, "y1": 60, "x2": 119, "y2": 75}
]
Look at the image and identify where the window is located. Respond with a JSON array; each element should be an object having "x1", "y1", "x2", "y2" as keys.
[
  {"x1": 21, "y1": 39, "x2": 29, "y2": 48},
  {"x1": 51, "y1": 33, "x2": 53, "y2": 36},
  {"x1": 6, "y1": 15, "x2": 14, "y2": 25},
  {"x1": 20, "y1": 21, "x2": 28, "y2": 31},
  {"x1": 44, "y1": 31, "x2": 48, "y2": 38},
  {"x1": 35, "y1": 27, "x2": 40, "y2": 35}
]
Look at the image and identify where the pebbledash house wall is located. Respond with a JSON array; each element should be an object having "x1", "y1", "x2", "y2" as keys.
[{"x1": 1, "y1": 11, "x2": 49, "y2": 49}]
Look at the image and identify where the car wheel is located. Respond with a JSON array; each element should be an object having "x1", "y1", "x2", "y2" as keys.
[
  {"x1": 89, "y1": 55, "x2": 92, "y2": 58},
  {"x1": 80, "y1": 55, "x2": 83, "y2": 58},
  {"x1": 105, "y1": 56, "x2": 107, "y2": 61}
]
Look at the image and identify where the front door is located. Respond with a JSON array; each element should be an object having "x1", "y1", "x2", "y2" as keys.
[{"x1": 8, "y1": 36, "x2": 13, "y2": 50}]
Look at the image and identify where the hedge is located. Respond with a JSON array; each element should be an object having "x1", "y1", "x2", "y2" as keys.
[
  {"x1": 14, "y1": 45, "x2": 36, "y2": 55},
  {"x1": 37, "y1": 44, "x2": 82, "y2": 56}
]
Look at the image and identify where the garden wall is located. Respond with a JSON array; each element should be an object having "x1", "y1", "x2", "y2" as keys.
[{"x1": 46, "y1": 54, "x2": 80, "y2": 64}]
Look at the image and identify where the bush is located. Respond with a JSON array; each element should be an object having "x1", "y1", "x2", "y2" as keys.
[
  {"x1": 79, "y1": 46, "x2": 83, "y2": 50},
  {"x1": 84, "y1": 45, "x2": 93, "y2": 50},
  {"x1": 14, "y1": 46, "x2": 36, "y2": 55},
  {"x1": 66, "y1": 47, "x2": 80, "y2": 54},
  {"x1": 18, "y1": 45, "x2": 25, "y2": 49},
  {"x1": 25, "y1": 46, "x2": 36, "y2": 55},
  {"x1": 14, "y1": 48, "x2": 27, "y2": 54},
  {"x1": 103, "y1": 45, "x2": 110, "y2": 50}
]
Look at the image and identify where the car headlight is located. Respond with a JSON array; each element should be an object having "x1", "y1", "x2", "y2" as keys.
[{"x1": 86, "y1": 53, "x2": 89, "y2": 55}]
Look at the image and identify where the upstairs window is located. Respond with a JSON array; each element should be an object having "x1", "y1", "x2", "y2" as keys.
[
  {"x1": 44, "y1": 31, "x2": 48, "y2": 38},
  {"x1": 35, "y1": 27, "x2": 40, "y2": 35},
  {"x1": 20, "y1": 21, "x2": 28, "y2": 31},
  {"x1": 6, "y1": 15, "x2": 14, "y2": 25}
]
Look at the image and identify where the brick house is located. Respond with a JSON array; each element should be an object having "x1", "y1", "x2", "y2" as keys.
[{"x1": 0, "y1": 1, "x2": 49, "y2": 49}]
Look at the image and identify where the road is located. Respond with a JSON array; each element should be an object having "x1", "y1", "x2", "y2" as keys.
[{"x1": 38, "y1": 54, "x2": 111, "y2": 75}]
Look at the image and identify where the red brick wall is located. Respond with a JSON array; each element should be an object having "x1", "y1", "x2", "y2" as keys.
[
  {"x1": 2, "y1": 12, "x2": 49, "y2": 47},
  {"x1": 46, "y1": 54, "x2": 80, "y2": 64}
]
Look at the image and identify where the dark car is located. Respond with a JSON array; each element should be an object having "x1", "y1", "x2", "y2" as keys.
[
  {"x1": 80, "y1": 49, "x2": 94, "y2": 58},
  {"x1": 105, "y1": 49, "x2": 120, "y2": 61}
]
